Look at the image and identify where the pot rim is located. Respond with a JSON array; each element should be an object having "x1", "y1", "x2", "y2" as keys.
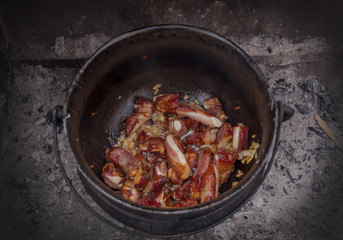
[{"x1": 64, "y1": 24, "x2": 278, "y2": 216}]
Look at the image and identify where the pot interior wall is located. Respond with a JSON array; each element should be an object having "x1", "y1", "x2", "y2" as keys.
[{"x1": 66, "y1": 27, "x2": 274, "y2": 203}]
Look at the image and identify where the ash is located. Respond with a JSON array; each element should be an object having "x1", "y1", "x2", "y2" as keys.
[{"x1": 1, "y1": 2, "x2": 343, "y2": 240}]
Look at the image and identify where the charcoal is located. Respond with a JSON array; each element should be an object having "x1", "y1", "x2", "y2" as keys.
[
  {"x1": 295, "y1": 104, "x2": 310, "y2": 115},
  {"x1": 297, "y1": 79, "x2": 313, "y2": 93},
  {"x1": 308, "y1": 126, "x2": 326, "y2": 137},
  {"x1": 276, "y1": 78, "x2": 285, "y2": 84}
]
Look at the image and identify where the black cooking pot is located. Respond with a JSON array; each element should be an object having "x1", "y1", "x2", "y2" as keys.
[{"x1": 59, "y1": 25, "x2": 293, "y2": 237}]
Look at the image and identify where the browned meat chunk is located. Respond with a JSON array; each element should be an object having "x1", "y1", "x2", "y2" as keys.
[
  {"x1": 168, "y1": 118, "x2": 188, "y2": 137},
  {"x1": 184, "y1": 118, "x2": 200, "y2": 132},
  {"x1": 125, "y1": 113, "x2": 150, "y2": 137},
  {"x1": 165, "y1": 135, "x2": 191, "y2": 180},
  {"x1": 172, "y1": 178, "x2": 191, "y2": 201},
  {"x1": 121, "y1": 180, "x2": 142, "y2": 202},
  {"x1": 200, "y1": 125, "x2": 217, "y2": 145},
  {"x1": 172, "y1": 198, "x2": 198, "y2": 208},
  {"x1": 139, "y1": 137, "x2": 165, "y2": 157},
  {"x1": 189, "y1": 147, "x2": 211, "y2": 200},
  {"x1": 134, "y1": 97, "x2": 155, "y2": 114},
  {"x1": 106, "y1": 147, "x2": 140, "y2": 177},
  {"x1": 155, "y1": 94, "x2": 179, "y2": 113},
  {"x1": 232, "y1": 125, "x2": 249, "y2": 150},
  {"x1": 125, "y1": 98, "x2": 155, "y2": 136},
  {"x1": 200, "y1": 164, "x2": 219, "y2": 203},
  {"x1": 138, "y1": 161, "x2": 168, "y2": 207},
  {"x1": 102, "y1": 163, "x2": 125, "y2": 189},
  {"x1": 183, "y1": 132, "x2": 203, "y2": 146},
  {"x1": 184, "y1": 147, "x2": 197, "y2": 169},
  {"x1": 204, "y1": 97, "x2": 226, "y2": 122},
  {"x1": 167, "y1": 168, "x2": 183, "y2": 185},
  {"x1": 216, "y1": 122, "x2": 233, "y2": 146},
  {"x1": 213, "y1": 148, "x2": 238, "y2": 184},
  {"x1": 176, "y1": 103, "x2": 222, "y2": 128}
]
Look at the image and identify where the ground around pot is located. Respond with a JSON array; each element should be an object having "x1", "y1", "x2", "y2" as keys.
[{"x1": 1, "y1": 1, "x2": 343, "y2": 240}]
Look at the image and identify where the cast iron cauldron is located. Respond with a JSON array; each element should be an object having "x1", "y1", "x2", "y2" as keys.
[{"x1": 58, "y1": 25, "x2": 293, "y2": 237}]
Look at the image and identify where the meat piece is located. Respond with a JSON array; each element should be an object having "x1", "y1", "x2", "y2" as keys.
[
  {"x1": 139, "y1": 137, "x2": 165, "y2": 157},
  {"x1": 125, "y1": 98, "x2": 155, "y2": 137},
  {"x1": 193, "y1": 147, "x2": 212, "y2": 177},
  {"x1": 163, "y1": 190, "x2": 172, "y2": 207},
  {"x1": 200, "y1": 144, "x2": 217, "y2": 153},
  {"x1": 171, "y1": 134, "x2": 185, "y2": 152},
  {"x1": 232, "y1": 125, "x2": 249, "y2": 150},
  {"x1": 135, "y1": 151, "x2": 151, "y2": 173},
  {"x1": 155, "y1": 94, "x2": 179, "y2": 113},
  {"x1": 176, "y1": 103, "x2": 222, "y2": 128},
  {"x1": 200, "y1": 126, "x2": 217, "y2": 145},
  {"x1": 137, "y1": 130, "x2": 148, "y2": 143},
  {"x1": 183, "y1": 132, "x2": 203, "y2": 146},
  {"x1": 172, "y1": 198, "x2": 198, "y2": 208},
  {"x1": 133, "y1": 152, "x2": 150, "y2": 189},
  {"x1": 102, "y1": 163, "x2": 125, "y2": 190},
  {"x1": 146, "y1": 153, "x2": 159, "y2": 164},
  {"x1": 134, "y1": 97, "x2": 155, "y2": 114},
  {"x1": 165, "y1": 135, "x2": 191, "y2": 180},
  {"x1": 200, "y1": 164, "x2": 219, "y2": 203},
  {"x1": 138, "y1": 161, "x2": 168, "y2": 207},
  {"x1": 188, "y1": 177, "x2": 202, "y2": 200},
  {"x1": 125, "y1": 113, "x2": 150, "y2": 137},
  {"x1": 213, "y1": 148, "x2": 239, "y2": 184},
  {"x1": 140, "y1": 190, "x2": 165, "y2": 207},
  {"x1": 121, "y1": 180, "x2": 142, "y2": 202},
  {"x1": 184, "y1": 118, "x2": 200, "y2": 132},
  {"x1": 134, "y1": 168, "x2": 150, "y2": 189},
  {"x1": 167, "y1": 168, "x2": 183, "y2": 185},
  {"x1": 184, "y1": 147, "x2": 197, "y2": 169},
  {"x1": 204, "y1": 98, "x2": 226, "y2": 122},
  {"x1": 172, "y1": 178, "x2": 191, "y2": 201},
  {"x1": 106, "y1": 147, "x2": 140, "y2": 177},
  {"x1": 189, "y1": 147, "x2": 211, "y2": 200},
  {"x1": 153, "y1": 160, "x2": 168, "y2": 177},
  {"x1": 216, "y1": 122, "x2": 233, "y2": 146},
  {"x1": 135, "y1": 151, "x2": 145, "y2": 162},
  {"x1": 168, "y1": 118, "x2": 188, "y2": 137}
]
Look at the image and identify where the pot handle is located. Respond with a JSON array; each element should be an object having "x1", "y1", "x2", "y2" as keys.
[
  {"x1": 48, "y1": 105, "x2": 154, "y2": 238},
  {"x1": 260, "y1": 101, "x2": 293, "y2": 180}
]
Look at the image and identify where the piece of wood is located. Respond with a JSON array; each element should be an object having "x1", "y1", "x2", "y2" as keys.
[{"x1": 315, "y1": 113, "x2": 342, "y2": 150}]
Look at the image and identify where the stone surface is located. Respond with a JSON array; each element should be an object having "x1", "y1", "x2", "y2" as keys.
[{"x1": 1, "y1": 1, "x2": 343, "y2": 240}]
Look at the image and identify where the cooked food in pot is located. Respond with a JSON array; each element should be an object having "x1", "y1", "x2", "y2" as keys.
[{"x1": 101, "y1": 93, "x2": 259, "y2": 208}]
